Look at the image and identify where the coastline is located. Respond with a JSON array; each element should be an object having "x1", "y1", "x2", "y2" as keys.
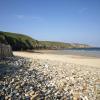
[
  {"x1": 13, "y1": 51, "x2": 100, "y2": 99},
  {"x1": 13, "y1": 51, "x2": 100, "y2": 68},
  {"x1": 30, "y1": 49, "x2": 100, "y2": 58},
  {"x1": 0, "y1": 51, "x2": 100, "y2": 99}
]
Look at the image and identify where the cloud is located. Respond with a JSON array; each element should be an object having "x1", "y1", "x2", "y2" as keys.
[
  {"x1": 79, "y1": 8, "x2": 87, "y2": 13},
  {"x1": 16, "y1": 15, "x2": 24, "y2": 19},
  {"x1": 15, "y1": 14, "x2": 42, "y2": 21}
]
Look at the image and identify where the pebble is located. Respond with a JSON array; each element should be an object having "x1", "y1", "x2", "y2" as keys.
[{"x1": 0, "y1": 57, "x2": 100, "y2": 100}]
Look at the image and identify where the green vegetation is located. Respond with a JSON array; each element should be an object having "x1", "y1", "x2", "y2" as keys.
[
  {"x1": 0, "y1": 31, "x2": 90, "y2": 51},
  {"x1": 38, "y1": 41, "x2": 73, "y2": 49},
  {"x1": 37, "y1": 41, "x2": 89, "y2": 49},
  {"x1": 0, "y1": 31, "x2": 37, "y2": 50}
]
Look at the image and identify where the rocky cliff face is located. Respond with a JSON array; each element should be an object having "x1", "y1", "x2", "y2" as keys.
[{"x1": 70, "y1": 43, "x2": 90, "y2": 48}]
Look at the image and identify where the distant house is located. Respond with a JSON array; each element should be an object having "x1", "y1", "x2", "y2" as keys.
[{"x1": 0, "y1": 43, "x2": 13, "y2": 57}]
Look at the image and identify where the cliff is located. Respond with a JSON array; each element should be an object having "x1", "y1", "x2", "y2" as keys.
[{"x1": 0, "y1": 31, "x2": 90, "y2": 51}]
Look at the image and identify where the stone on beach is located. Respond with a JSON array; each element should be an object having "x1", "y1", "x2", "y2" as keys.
[{"x1": 0, "y1": 56, "x2": 100, "y2": 100}]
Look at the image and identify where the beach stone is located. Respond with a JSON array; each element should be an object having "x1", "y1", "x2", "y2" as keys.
[
  {"x1": 84, "y1": 96, "x2": 89, "y2": 100},
  {"x1": 16, "y1": 92, "x2": 20, "y2": 96},
  {"x1": 10, "y1": 78, "x2": 15, "y2": 84},
  {"x1": 0, "y1": 56, "x2": 100, "y2": 99},
  {"x1": 5, "y1": 96, "x2": 9, "y2": 100},
  {"x1": 94, "y1": 80, "x2": 100, "y2": 100},
  {"x1": 29, "y1": 91, "x2": 35, "y2": 96},
  {"x1": 21, "y1": 82, "x2": 25, "y2": 87},
  {"x1": 15, "y1": 85, "x2": 20, "y2": 90},
  {"x1": 25, "y1": 93, "x2": 30, "y2": 99},
  {"x1": 30, "y1": 93, "x2": 38, "y2": 100}
]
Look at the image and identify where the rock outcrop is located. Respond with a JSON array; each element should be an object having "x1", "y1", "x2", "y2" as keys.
[{"x1": 0, "y1": 44, "x2": 13, "y2": 57}]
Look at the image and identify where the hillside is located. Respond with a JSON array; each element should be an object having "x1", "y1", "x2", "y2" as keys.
[
  {"x1": 0, "y1": 31, "x2": 90, "y2": 50},
  {"x1": 0, "y1": 31, "x2": 37, "y2": 50},
  {"x1": 38, "y1": 41, "x2": 90, "y2": 49}
]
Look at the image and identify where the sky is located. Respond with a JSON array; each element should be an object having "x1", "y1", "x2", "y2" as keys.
[{"x1": 0, "y1": 0, "x2": 100, "y2": 47}]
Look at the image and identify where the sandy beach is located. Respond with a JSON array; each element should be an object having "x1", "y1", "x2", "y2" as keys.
[
  {"x1": 13, "y1": 51, "x2": 100, "y2": 68},
  {"x1": 13, "y1": 51, "x2": 100, "y2": 99},
  {"x1": 0, "y1": 51, "x2": 100, "y2": 100}
]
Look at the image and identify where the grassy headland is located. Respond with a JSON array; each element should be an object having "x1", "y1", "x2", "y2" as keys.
[{"x1": 0, "y1": 31, "x2": 90, "y2": 51}]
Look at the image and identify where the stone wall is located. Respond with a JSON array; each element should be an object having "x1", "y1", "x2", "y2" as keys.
[{"x1": 0, "y1": 44, "x2": 13, "y2": 57}]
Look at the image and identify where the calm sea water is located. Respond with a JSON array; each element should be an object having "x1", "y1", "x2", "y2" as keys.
[{"x1": 44, "y1": 48, "x2": 100, "y2": 58}]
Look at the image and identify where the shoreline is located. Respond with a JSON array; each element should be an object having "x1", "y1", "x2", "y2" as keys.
[
  {"x1": 0, "y1": 51, "x2": 100, "y2": 99},
  {"x1": 13, "y1": 51, "x2": 100, "y2": 68},
  {"x1": 27, "y1": 49, "x2": 100, "y2": 58}
]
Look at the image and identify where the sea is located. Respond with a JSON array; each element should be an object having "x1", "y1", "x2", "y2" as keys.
[{"x1": 42, "y1": 48, "x2": 100, "y2": 58}]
